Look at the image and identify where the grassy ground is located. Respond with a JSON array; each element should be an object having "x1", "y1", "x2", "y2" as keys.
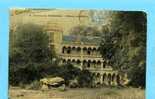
[{"x1": 9, "y1": 87, "x2": 145, "y2": 99}]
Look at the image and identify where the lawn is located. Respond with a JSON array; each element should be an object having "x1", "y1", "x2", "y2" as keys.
[{"x1": 9, "y1": 87, "x2": 145, "y2": 99}]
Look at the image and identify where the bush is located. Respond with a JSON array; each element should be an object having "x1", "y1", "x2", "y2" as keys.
[
  {"x1": 9, "y1": 23, "x2": 56, "y2": 86},
  {"x1": 29, "y1": 80, "x2": 41, "y2": 90},
  {"x1": 77, "y1": 70, "x2": 93, "y2": 88}
]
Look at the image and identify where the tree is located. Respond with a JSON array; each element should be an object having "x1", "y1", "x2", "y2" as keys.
[
  {"x1": 70, "y1": 25, "x2": 101, "y2": 36},
  {"x1": 99, "y1": 11, "x2": 146, "y2": 88},
  {"x1": 77, "y1": 70, "x2": 93, "y2": 87},
  {"x1": 9, "y1": 23, "x2": 55, "y2": 85}
]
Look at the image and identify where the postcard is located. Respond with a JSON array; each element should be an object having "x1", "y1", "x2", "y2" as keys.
[
  {"x1": 9, "y1": 8, "x2": 146, "y2": 99},
  {"x1": 0, "y1": 0, "x2": 155, "y2": 99}
]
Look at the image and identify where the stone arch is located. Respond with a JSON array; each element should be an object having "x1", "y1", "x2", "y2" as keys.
[
  {"x1": 72, "y1": 46, "x2": 76, "y2": 50},
  {"x1": 67, "y1": 46, "x2": 71, "y2": 54},
  {"x1": 87, "y1": 47, "x2": 92, "y2": 55},
  {"x1": 72, "y1": 59, "x2": 76, "y2": 63},
  {"x1": 116, "y1": 74, "x2": 120, "y2": 85},
  {"x1": 83, "y1": 47, "x2": 87, "y2": 50},
  {"x1": 72, "y1": 46, "x2": 76, "y2": 49},
  {"x1": 67, "y1": 59, "x2": 71, "y2": 63},
  {"x1": 83, "y1": 60, "x2": 87, "y2": 63},
  {"x1": 62, "y1": 59, "x2": 66, "y2": 63},
  {"x1": 93, "y1": 60, "x2": 96, "y2": 63},
  {"x1": 92, "y1": 47, "x2": 97, "y2": 51},
  {"x1": 97, "y1": 73, "x2": 100, "y2": 77},
  {"x1": 87, "y1": 60, "x2": 91, "y2": 68},
  {"x1": 96, "y1": 73, "x2": 101, "y2": 85},
  {"x1": 112, "y1": 73, "x2": 116, "y2": 82},
  {"x1": 62, "y1": 46, "x2": 67, "y2": 53},
  {"x1": 92, "y1": 47, "x2": 97, "y2": 55},
  {"x1": 97, "y1": 61, "x2": 101, "y2": 68},
  {"x1": 108, "y1": 73, "x2": 112, "y2": 85},
  {"x1": 83, "y1": 47, "x2": 87, "y2": 55},
  {"x1": 83, "y1": 60, "x2": 87, "y2": 68},
  {"x1": 97, "y1": 60, "x2": 101, "y2": 64},
  {"x1": 103, "y1": 61, "x2": 106, "y2": 68},
  {"x1": 76, "y1": 59, "x2": 81, "y2": 64},
  {"x1": 77, "y1": 47, "x2": 81, "y2": 52},
  {"x1": 92, "y1": 60, "x2": 97, "y2": 68},
  {"x1": 103, "y1": 73, "x2": 107, "y2": 82}
]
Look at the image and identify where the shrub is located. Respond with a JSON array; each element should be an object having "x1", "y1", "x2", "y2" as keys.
[{"x1": 29, "y1": 80, "x2": 41, "y2": 90}]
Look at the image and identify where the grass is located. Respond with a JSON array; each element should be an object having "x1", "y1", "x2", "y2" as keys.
[{"x1": 9, "y1": 87, "x2": 145, "y2": 99}]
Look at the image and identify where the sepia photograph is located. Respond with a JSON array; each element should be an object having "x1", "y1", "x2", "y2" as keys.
[{"x1": 9, "y1": 8, "x2": 146, "y2": 99}]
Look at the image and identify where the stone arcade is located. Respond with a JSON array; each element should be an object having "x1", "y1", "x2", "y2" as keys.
[{"x1": 59, "y1": 35, "x2": 122, "y2": 86}]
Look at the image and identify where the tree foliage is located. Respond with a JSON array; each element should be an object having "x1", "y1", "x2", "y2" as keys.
[
  {"x1": 77, "y1": 70, "x2": 93, "y2": 87},
  {"x1": 9, "y1": 23, "x2": 55, "y2": 85},
  {"x1": 99, "y1": 11, "x2": 146, "y2": 88},
  {"x1": 70, "y1": 25, "x2": 101, "y2": 36}
]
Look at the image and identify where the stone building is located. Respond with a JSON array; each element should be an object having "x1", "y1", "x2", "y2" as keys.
[{"x1": 54, "y1": 34, "x2": 123, "y2": 86}]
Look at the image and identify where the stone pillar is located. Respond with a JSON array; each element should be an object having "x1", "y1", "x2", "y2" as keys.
[
  {"x1": 72, "y1": 48, "x2": 75, "y2": 54},
  {"x1": 105, "y1": 75, "x2": 108, "y2": 85},
  {"x1": 116, "y1": 74, "x2": 120, "y2": 86},
  {"x1": 81, "y1": 45, "x2": 83, "y2": 70},
  {"x1": 100, "y1": 74, "x2": 103, "y2": 84},
  {"x1": 100, "y1": 62, "x2": 103, "y2": 85},
  {"x1": 63, "y1": 47, "x2": 66, "y2": 54},
  {"x1": 111, "y1": 74, "x2": 116, "y2": 86},
  {"x1": 114, "y1": 76, "x2": 117, "y2": 86},
  {"x1": 101, "y1": 62, "x2": 103, "y2": 70}
]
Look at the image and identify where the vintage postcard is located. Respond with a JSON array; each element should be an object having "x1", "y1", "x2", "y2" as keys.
[{"x1": 9, "y1": 8, "x2": 146, "y2": 99}]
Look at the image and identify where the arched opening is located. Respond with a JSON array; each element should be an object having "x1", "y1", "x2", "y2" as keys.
[
  {"x1": 92, "y1": 47, "x2": 97, "y2": 55},
  {"x1": 97, "y1": 61, "x2": 101, "y2": 68},
  {"x1": 67, "y1": 59, "x2": 71, "y2": 63},
  {"x1": 96, "y1": 73, "x2": 101, "y2": 85},
  {"x1": 103, "y1": 73, "x2": 106, "y2": 82},
  {"x1": 76, "y1": 60, "x2": 81, "y2": 65},
  {"x1": 67, "y1": 47, "x2": 71, "y2": 54},
  {"x1": 87, "y1": 47, "x2": 92, "y2": 55},
  {"x1": 103, "y1": 61, "x2": 106, "y2": 68},
  {"x1": 87, "y1": 60, "x2": 91, "y2": 68},
  {"x1": 62, "y1": 59, "x2": 66, "y2": 64},
  {"x1": 97, "y1": 73, "x2": 100, "y2": 77},
  {"x1": 108, "y1": 74, "x2": 112, "y2": 85},
  {"x1": 92, "y1": 60, "x2": 96, "y2": 68},
  {"x1": 72, "y1": 59, "x2": 76, "y2": 64},
  {"x1": 83, "y1": 60, "x2": 87, "y2": 68},
  {"x1": 83, "y1": 47, "x2": 87, "y2": 55},
  {"x1": 62, "y1": 46, "x2": 66, "y2": 53},
  {"x1": 77, "y1": 47, "x2": 81, "y2": 53},
  {"x1": 97, "y1": 61, "x2": 101, "y2": 65},
  {"x1": 116, "y1": 75, "x2": 120, "y2": 85},
  {"x1": 72, "y1": 47, "x2": 76, "y2": 54},
  {"x1": 112, "y1": 73, "x2": 116, "y2": 82},
  {"x1": 72, "y1": 47, "x2": 76, "y2": 50}
]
